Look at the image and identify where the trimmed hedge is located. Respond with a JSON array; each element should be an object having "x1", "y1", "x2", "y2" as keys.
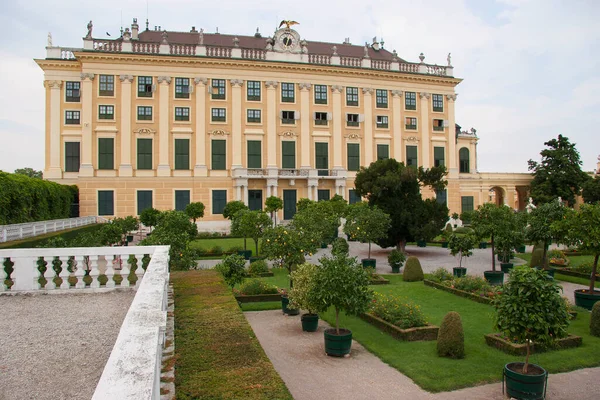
[
  {"x1": 403, "y1": 256, "x2": 424, "y2": 282},
  {"x1": 591, "y1": 301, "x2": 600, "y2": 337},
  {"x1": 424, "y1": 280, "x2": 494, "y2": 305},
  {"x1": 359, "y1": 313, "x2": 438, "y2": 341},
  {"x1": 484, "y1": 333, "x2": 582, "y2": 355},
  {"x1": 437, "y1": 311, "x2": 465, "y2": 359},
  {"x1": 0, "y1": 172, "x2": 77, "y2": 225}
]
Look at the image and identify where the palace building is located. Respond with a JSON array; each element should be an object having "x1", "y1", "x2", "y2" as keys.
[{"x1": 36, "y1": 19, "x2": 532, "y2": 222}]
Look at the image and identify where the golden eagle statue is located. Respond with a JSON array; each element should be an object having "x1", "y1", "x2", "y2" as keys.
[{"x1": 279, "y1": 20, "x2": 299, "y2": 29}]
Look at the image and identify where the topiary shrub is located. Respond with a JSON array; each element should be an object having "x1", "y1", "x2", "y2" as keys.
[
  {"x1": 453, "y1": 226, "x2": 474, "y2": 235},
  {"x1": 403, "y1": 256, "x2": 424, "y2": 282},
  {"x1": 331, "y1": 237, "x2": 350, "y2": 257},
  {"x1": 591, "y1": 301, "x2": 600, "y2": 337},
  {"x1": 437, "y1": 311, "x2": 465, "y2": 359},
  {"x1": 248, "y1": 259, "x2": 269, "y2": 276},
  {"x1": 530, "y1": 248, "x2": 545, "y2": 268}
]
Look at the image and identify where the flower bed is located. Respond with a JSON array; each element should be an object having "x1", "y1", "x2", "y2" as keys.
[
  {"x1": 233, "y1": 279, "x2": 279, "y2": 303},
  {"x1": 369, "y1": 274, "x2": 390, "y2": 285},
  {"x1": 558, "y1": 268, "x2": 600, "y2": 280},
  {"x1": 424, "y1": 280, "x2": 497, "y2": 305},
  {"x1": 484, "y1": 333, "x2": 582, "y2": 355},
  {"x1": 360, "y1": 313, "x2": 439, "y2": 341},
  {"x1": 424, "y1": 275, "x2": 502, "y2": 305}
]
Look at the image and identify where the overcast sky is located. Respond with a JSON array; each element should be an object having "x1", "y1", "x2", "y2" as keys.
[{"x1": 0, "y1": 0, "x2": 598, "y2": 174}]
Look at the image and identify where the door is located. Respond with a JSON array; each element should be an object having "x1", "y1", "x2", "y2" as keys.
[
  {"x1": 248, "y1": 190, "x2": 263, "y2": 211},
  {"x1": 283, "y1": 190, "x2": 297, "y2": 220}
]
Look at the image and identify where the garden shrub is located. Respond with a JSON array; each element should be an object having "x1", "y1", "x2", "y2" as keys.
[
  {"x1": 248, "y1": 259, "x2": 269, "y2": 276},
  {"x1": 210, "y1": 245, "x2": 224, "y2": 255},
  {"x1": 403, "y1": 256, "x2": 424, "y2": 282},
  {"x1": 331, "y1": 237, "x2": 350, "y2": 257},
  {"x1": 370, "y1": 292, "x2": 427, "y2": 329},
  {"x1": 453, "y1": 226, "x2": 474, "y2": 235},
  {"x1": 591, "y1": 301, "x2": 600, "y2": 337},
  {"x1": 572, "y1": 261, "x2": 595, "y2": 274},
  {"x1": 236, "y1": 279, "x2": 278, "y2": 296},
  {"x1": 530, "y1": 248, "x2": 545, "y2": 268},
  {"x1": 430, "y1": 267, "x2": 453, "y2": 282},
  {"x1": 437, "y1": 311, "x2": 465, "y2": 359},
  {"x1": 215, "y1": 254, "x2": 246, "y2": 289},
  {"x1": 449, "y1": 276, "x2": 492, "y2": 293},
  {"x1": 547, "y1": 249, "x2": 565, "y2": 260}
]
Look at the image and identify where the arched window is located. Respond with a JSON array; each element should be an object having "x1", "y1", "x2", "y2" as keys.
[{"x1": 459, "y1": 147, "x2": 470, "y2": 173}]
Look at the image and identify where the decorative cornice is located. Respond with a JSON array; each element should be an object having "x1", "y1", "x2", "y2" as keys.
[
  {"x1": 45, "y1": 80, "x2": 62, "y2": 89},
  {"x1": 362, "y1": 87, "x2": 374, "y2": 95},
  {"x1": 446, "y1": 94, "x2": 458, "y2": 101},
  {"x1": 230, "y1": 79, "x2": 244, "y2": 87},
  {"x1": 278, "y1": 131, "x2": 297, "y2": 137},
  {"x1": 404, "y1": 136, "x2": 420, "y2": 142},
  {"x1": 331, "y1": 85, "x2": 344, "y2": 93},
  {"x1": 299, "y1": 82, "x2": 312, "y2": 90},
  {"x1": 391, "y1": 90, "x2": 403, "y2": 98},
  {"x1": 194, "y1": 77, "x2": 208, "y2": 86},
  {"x1": 344, "y1": 133, "x2": 362, "y2": 140},
  {"x1": 265, "y1": 81, "x2": 279, "y2": 89},
  {"x1": 133, "y1": 127, "x2": 156, "y2": 135},
  {"x1": 157, "y1": 76, "x2": 171, "y2": 84},
  {"x1": 119, "y1": 74, "x2": 134, "y2": 83},
  {"x1": 80, "y1": 72, "x2": 95, "y2": 81},
  {"x1": 209, "y1": 129, "x2": 230, "y2": 136},
  {"x1": 419, "y1": 92, "x2": 430, "y2": 100}
]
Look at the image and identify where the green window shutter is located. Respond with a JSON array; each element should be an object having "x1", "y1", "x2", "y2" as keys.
[
  {"x1": 317, "y1": 189, "x2": 330, "y2": 201},
  {"x1": 247, "y1": 140, "x2": 262, "y2": 169},
  {"x1": 315, "y1": 142, "x2": 328, "y2": 170},
  {"x1": 98, "y1": 138, "x2": 114, "y2": 170},
  {"x1": 137, "y1": 139, "x2": 152, "y2": 170},
  {"x1": 436, "y1": 190, "x2": 447, "y2": 205},
  {"x1": 212, "y1": 140, "x2": 226, "y2": 170},
  {"x1": 248, "y1": 190, "x2": 263, "y2": 211},
  {"x1": 349, "y1": 189, "x2": 361, "y2": 204},
  {"x1": 212, "y1": 190, "x2": 227, "y2": 214},
  {"x1": 98, "y1": 190, "x2": 114, "y2": 216},
  {"x1": 459, "y1": 148, "x2": 470, "y2": 173},
  {"x1": 406, "y1": 145, "x2": 418, "y2": 167},
  {"x1": 434, "y1": 147, "x2": 445, "y2": 167},
  {"x1": 65, "y1": 142, "x2": 80, "y2": 172},
  {"x1": 282, "y1": 141, "x2": 296, "y2": 169},
  {"x1": 461, "y1": 196, "x2": 474, "y2": 213},
  {"x1": 137, "y1": 191, "x2": 153, "y2": 215},
  {"x1": 347, "y1": 143, "x2": 360, "y2": 171},
  {"x1": 175, "y1": 139, "x2": 190, "y2": 170},
  {"x1": 377, "y1": 144, "x2": 389, "y2": 161},
  {"x1": 175, "y1": 190, "x2": 190, "y2": 211}
]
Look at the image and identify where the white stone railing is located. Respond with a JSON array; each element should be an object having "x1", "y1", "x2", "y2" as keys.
[
  {"x1": 340, "y1": 56, "x2": 362, "y2": 67},
  {"x1": 241, "y1": 48, "x2": 266, "y2": 60},
  {"x1": 170, "y1": 43, "x2": 196, "y2": 56},
  {"x1": 132, "y1": 42, "x2": 160, "y2": 54},
  {"x1": 0, "y1": 216, "x2": 108, "y2": 243},
  {"x1": 308, "y1": 54, "x2": 331, "y2": 64}
]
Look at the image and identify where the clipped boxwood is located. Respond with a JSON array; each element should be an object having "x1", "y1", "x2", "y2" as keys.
[
  {"x1": 248, "y1": 259, "x2": 269, "y2": 276},
  {"x1": 591, "y1": 301, "x2": 600, "y2": 337},
  {"x1": 437, "y1": 311, "x2": 465, "y2": 359},
  {"x1": 403, "y1": 256, "x2": 424, "y2": 282}
]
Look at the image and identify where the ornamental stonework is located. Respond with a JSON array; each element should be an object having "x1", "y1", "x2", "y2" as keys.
[
  {"x1": 278, "y1": 131, "x2": 297, "y2": 137},
  {"x1": 119, "y1": 74, "x2": 134, "y2": 83},
  {"x1": 80, "y1": 73, "x2": 95, "y2": 81},
  {"x1": 157, "y1": 76, "x2": 171, "y2": 84},
  {"x1": 194, "y1": 77, "x2": 208, "y2": 85},
  {"x1": 134, "y1": 127, "x2": 156, "y2": 135},
  {"x1": 209, "y1": 129, "x2": 230, "y2": 136}
]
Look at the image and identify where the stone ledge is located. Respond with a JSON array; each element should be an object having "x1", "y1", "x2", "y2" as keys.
[
  {"x1": 484, "y1": 333, "x2": 582, "y2": 356},
  {"x1": 359, "y1": 312, "x2": 438, "y2": 341}
]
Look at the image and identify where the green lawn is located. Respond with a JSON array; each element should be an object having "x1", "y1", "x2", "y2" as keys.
[
  {"x1": 189, "y1": 238, "x2": 263, "y2": 256},
  {"x1": 515, "y1": 253, "x2": 599, "y2": 288}
]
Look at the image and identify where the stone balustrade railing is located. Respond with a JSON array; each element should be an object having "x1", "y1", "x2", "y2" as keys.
[
  {"x1": 132, "y1": 42, "x2": 160, "y2": 54},
  {"x1": 241, "y1": 48, "x2": 266, "y2": 60},
  {"x1": 170, "y1": 43, "x2": 196, "y2": 56},
  {"x1": 0, "y1": 216, "x2": 108, "y2": 243}
]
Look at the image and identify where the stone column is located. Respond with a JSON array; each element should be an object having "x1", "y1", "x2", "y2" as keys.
[
  {"x1": 265, "y1": 81, "x2": 279, "y2": 169},
  {"x1": 299, "y1": 83, "x2": 311, "y2": 169},
  {"x1": 391, "y1": 90, "x2": 403, "y2": 162},
  {"x1": 363, "y1": 88, "x2": 374, "y2": 165},
  {"x1": 231, "y1": 79, "x2": 244, "y2": 169},
  {"x1": 118, "y1": 75, "x2": 134, "y2": 176},
  {"x1": 446, "y1": 94, "x2": 458, "y2": 174},
  {"x1": 236, "y1": 184, "x2": 242, "y2": 201},
  {"x1": 194, "y1": 77, "x2": 208, "y2": 176},
  {"x1": 79, "y1": 73, "x2": 95, "y2": 177},
  {"x1": 419, "y1": 92, "x2": 431, "y2": 168},
  {"x1": 157, "y1": 76, "x2": 171, "y2": 176},
  {"x1": 45, "y1": 80, "x2": 62, "y2": 179},
  {"x1": 331, "y1": 85, "x2": 343, "y2": 169}
]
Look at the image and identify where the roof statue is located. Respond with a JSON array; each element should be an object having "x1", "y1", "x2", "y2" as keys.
[
  {"x1": 47, "y1": 32, "x2": 52, "y2": 47},
  {"x1": 279, "y1": 20, "x2": 299, "y2": 29},
  {"x1": 447, "y1": 52, "x2": 452, "y2": 67},
  {"x1": 86, "y1": 20, "x2": 93, "y2": 39}
]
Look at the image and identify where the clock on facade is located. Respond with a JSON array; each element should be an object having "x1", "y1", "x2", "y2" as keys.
[{"x1": 280, "y1": 33, "x2": 294, "y2": 48}]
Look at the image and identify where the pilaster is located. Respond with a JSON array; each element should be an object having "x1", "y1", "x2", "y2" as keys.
[
  {"x1": 299, "y1": 83, "x2": 311, "y2": 169},
  {"x1": 46, "y1": 80, "x2": 62, "y2": 179},
  {"x1": 391, "y1": 90, "x2": 403, "y2": 162},
  {"x1": 363, "y1": 88, "x2": 374, "y2": 165},
  {"x1": 265, "y1": 81, "x2": 278, "y2": 168},
  {"x1": 231, "y1": 79, "x2": 244, "y2": 169},
  {"x1": 194, "y1": 77, "x2": 208, "y2": 176},
  {"x1": 79, "y1": 73, "x2": 95, "y2": 177},
  {"x1": 446, "y1": 94, "x2": 458, "y2": 175},
  {"x1": 419, "y1": 92, "x2": 431, "y2": 168},
  {"x1": 157, "y1": 76, "x2": 171, "y2": 176},
  {"x1": 331, "y1": 85, "x2": 343, "y2": 169},
  {"x1": 118, "y1": 75, "x2": 134, "y2": 176}
]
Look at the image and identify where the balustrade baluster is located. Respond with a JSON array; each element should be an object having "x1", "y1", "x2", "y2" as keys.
[
  {"x1": 43, "y1": 256, "x2": 56, "y2": 290},
  {"x1": 74, "y1": 255, "x2": 86, "y2": 289},
  {"x1": 59, "y1": 256, "x2": 70, "y2": 289},
  {"x1": 105, "y1": 255, "x2": 116, "y2": 288},
  {"x1": 120, "y1": 254, "x2": 132, "y2": 288},
  {"x1": 0, "y1": 257, "x2": 7, "y2": 291},
  {"x1": 89, "y1": 255, "x2": 100, "y2": 288},
  {"x1": 135, "y1": 254, "x2": 145, "y2": 288}
]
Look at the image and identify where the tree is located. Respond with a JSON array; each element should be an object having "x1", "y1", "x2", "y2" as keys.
[
  {"x1": 215, "y1": 255, "x2": 246, "y2": 289},
  {"x1": 231, "y1": 210, "x2": 271, "y2": 256},
  {"x1": 288, "y1": 262, "x2": 322, "y2": 315},
  {"x1": 14, "y1": 168, "x2": 42, "y2": 179},
  {"x1": 222, "y1": 200, "x2": 248, "y2": 220},
  {"x1": 525, "y1": 199, "x2": 567, "y2": 269},
  {"x1": 495, "y1": 210, "x2": 527, "y2": 264},
  {"x1": 448, "y1": 233, "x2": 477, "y2": 268},
  {"x1": 582, "y1": 176, "x2": 600, "y2": 204},
  {"x1": 265, "y1": 196, "x2": 283, "y2": 226},
  {"x1": 467, "y1": 203, "x2": 514, "y2": 272},
  {"x1": 343, "y1": 202, "x2": 391, "y2": 259},
  {"x1": 185, "y1": 202, "x2": 205, "y2": 224},
  {"x1": 353, "y1": 159, "x2": 448, "y2": 251},
  {"x1": 139, "y1": 207, "x2": 161, "y2": 231},
  {"x1": 528, "y1": 134, "x2": 590, "y2": 206},
  {"x1": 292, "y1": 201, "x2": 339, "y2": 245},
  {"x1": 296, "y1": 198, "x2": 315, "y2": 213}
]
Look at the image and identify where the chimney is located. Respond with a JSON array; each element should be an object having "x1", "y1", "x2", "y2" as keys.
[
  {"x1": 131, "y1": 18, "x2": 139, "y2": 40},
  {"x1": 371, "y1": 36, "x2": 380, "y2": 51},
  {"x1": 191, "y1": 26, "x2": 197, "y2": 32}
]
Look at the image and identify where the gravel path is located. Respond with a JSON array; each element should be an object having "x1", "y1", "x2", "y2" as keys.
[
  {"x1": 0, "y1": 291, "x2": 134, "y2": 400},
  {"x1": 245, "y1": 310, "x2": 600, "y2": 400}
]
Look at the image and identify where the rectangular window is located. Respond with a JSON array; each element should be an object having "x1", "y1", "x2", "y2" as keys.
[
  {"x1": 137, "y1": 190, "x2": 153, "y2": 215},
  {"x1": 282, "y1": 141, "x2": 296, "y2": 169},
  {"x1": 65, "y1": 142, "x2": 80, "y2": 172},
  {"x1": 99, "y1": 75, "x2": 115, "y2": 96},
  {"x1": 281, "y1": 110, "x2": 296, "y2": 124},
  {"x1": 175, "y1": 107, "x2": 190, "y2": 121},
  {"x1": 175, "y1": 77, "x2": 190, "y2": 99},
  {"x1": 65, "y1": 81, "x2": 80, "y2": 102},
  {"x1": 212, "y1": 140, "x2": 226, "y2": 170},
  {"x1": 315, "y1": 142, "x2": 329, "y2": 174},
  {"x1": 137, "y1": 106, "x2": 152, "y2": 121},
  {"x1": 175, "y1": 190, "x2": 191, "y2": 212},
  {"x1": 317, "y1": 190, "x2": 330, "y2": 202},
  {"x1": 98, "y1": 138, "x2": 114, "y2": 170},
  {"x1": 405, "y1": 91, "x2": 416, "y2": 110},
  {"x1": 346, "y1": 113, "x2": 359, "y2": 127},
  {"x1": 211, "y1": 108, "x2": 226, "y2": 122},
  {"x1": 377, "y1": 144, "x2": 389, "y2": 161},
  {"x1": 281, "y1": 82, "x2": 295, "y2": 103},
  {"x1": 314, "y1": 85, "x2": 328, "y2": 104},
  {"x1": 138, "y1": 76, "x2": 153, "y2": 97},
  {"x1": 433, "y1": 119, "x2": 445, "y2": 132},
  {"x1": 65, "y1": 110, "x2": 80, "y2": 125},
  {"x1": 247, "y1": 140, "x2": 262, "y2": 169},
  {"x1": 434, "y1": 147, "x2": 445, "y2": 167},
  {"x1": 137, "y1": 138, "x2": 152, "y2": 170},
  {"x1": 376, "y1": 89, "x2": 388, "y2": 108},
  {"x1": 461, "y1": 196, "x2": 474, "y2": 213},
  {"x1": 212, "y1": 190, "x2": 227, "y2": 214},
  {"x1": 98, "y1": 190, "x2": 114, "y2": 216},
  {"x1": 346, "y1": 87, "x2": 358, "y2": 106},
  {"x1": 247, "y1": 80, "x2": 261, "y2": 101},
  {"x1": 436, "y1": 190, "x2": 447, "y2": 205},
  {"x1": 376, "y1": 115, "x2": 389, "y2": 129},
  {"x1": 432, "y1": 94, "x2": 444, "y2": 112},
  {"x1": 247, "y1": 109, "x2": 261, "y2": 123},
  {"x1": 174, "y1": 139, "x2": 190, "y2": 170},
  {"x1": 211, "y1": 79, "x2": 226, "y2": 100},
  {"x1": 248, "y1": 190, "x2": 263, "y2": 211},
  {"x1": 347, "y1": 143, "x2": 360, "y2": 171},
  {"x1": 349, "y1": 189, "x2": 361, "y2": 205},
  {"x1": 405, "y1": 117, "x2": 417, "y2": 130},
  {"x1": 315, "y1": 112, "x2": 328, "y2": 126},
  {"x1": 406, "y1": 145, "x2": 418, "y2": 167},
  {"x1": 99, "y1": 105, "x2": 114, "y2": 120}
]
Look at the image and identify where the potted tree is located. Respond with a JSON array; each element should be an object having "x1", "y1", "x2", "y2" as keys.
[
  {"x1": 343, "y1": 202, "x2": 391, "y2": 269},
  {"x1": 526, "y1": 199, "x2": 566, "y2": 276},
  {"x1": 555, "y1": 203, "x2": 600, "y2": 310},
  {"x1": 293, "y1": 200, "x2": 339, "y2": 249},
  {"x1": 493, "y1": 266, "x2": 570, "y2": 399},
  {"x1": 440, "y1": 223, "x2": 453, "y2": 248},
  {"x1": 289, "y1": 262, "x2": 323, "y2": 332},
  {"x1": 265, "y1": 196, "x2": 283, "y2": 226},
  {"x1": 312, "y1": 253, "x2": 373, "y2": 356},
  {"x1": 387, "y1": 249, "x2": 406, "y2": 273},
  {"x1": 223, "y1": 200, "x2": 251, "y2": 259},
  {"x1": 231, "y1": 210, "x2": 272, "y2": 263},
  {"x1": 448, "y1": 232, "x2": 477, "y2": 277},
  {"x1": 496, "y1": 212, "x2": 526, "y2": 274}
]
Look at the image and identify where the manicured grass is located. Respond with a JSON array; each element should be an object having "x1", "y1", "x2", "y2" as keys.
[
  {"x1": 555, "y1": 273, "x2": 600, "y2": 288},
  {"x1": 0, "y1": 224, "x2": 103, "y2": 249},
  {"x1": 172, "y1": 270, "x2": 292, "y2": 400},
  {"x1": 189, "y1": 238, "x2": 263, "y2": 256},
  {"x1": 241, "y1": 301, "x2": 282, "y2": 312},
  {"x1": 516, "y1": 254, "x2": 599, "y2": 288}
]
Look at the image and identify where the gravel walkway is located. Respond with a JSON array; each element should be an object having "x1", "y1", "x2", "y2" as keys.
[
  {"x1": 0, "y1": 291, "x2": 134, "y2": 400},
  {"x1": 245, "y1": 310, "x2": 600, "y2": 400}
]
